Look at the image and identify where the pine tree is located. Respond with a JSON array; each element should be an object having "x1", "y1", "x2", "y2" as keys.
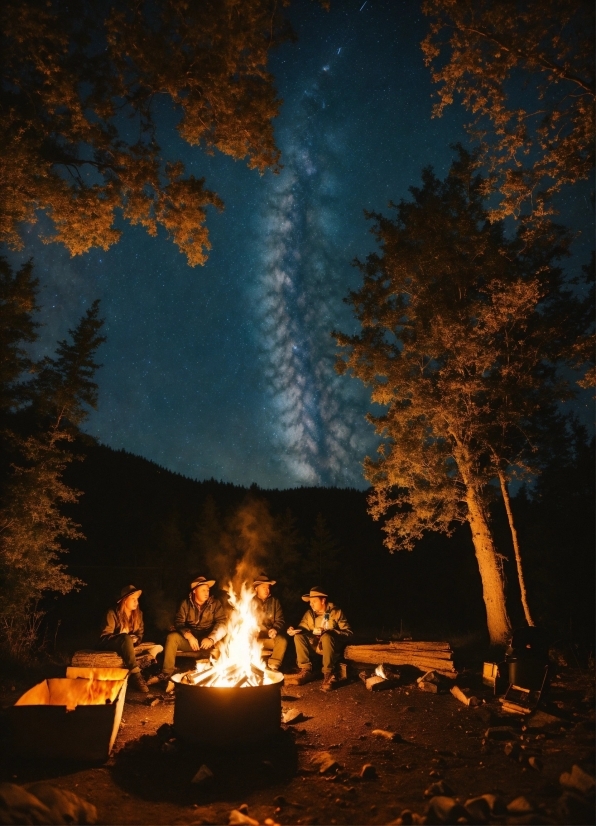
[
  {"x1": 0, "y1": 297, "x2": 105, "y2": 658},
  {"x1": 335, "y1": 149, "x2": 588, "y2": 645},
  {"x1": 304, "y1": 513, "x2": 341, "y2": 586}
]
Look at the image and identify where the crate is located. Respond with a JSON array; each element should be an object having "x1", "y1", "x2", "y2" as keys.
[{"x1": 11, "y1": 667, "x2": 128, "y2": 761}]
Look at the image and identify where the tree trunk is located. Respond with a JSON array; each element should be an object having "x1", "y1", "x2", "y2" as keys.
[
  {"x1": 456, "y1": 448, "x2": 512, "y2": 645},
  {"x1": 496, "y1": 466, "x2": 535, "y2": 627}
]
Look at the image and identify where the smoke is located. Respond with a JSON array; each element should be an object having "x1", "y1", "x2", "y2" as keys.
[{"x1": 201, "y1": 497, "x2": 280, "y2": 593}]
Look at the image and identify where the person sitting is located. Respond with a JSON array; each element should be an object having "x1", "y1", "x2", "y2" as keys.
[
  {"x1": 252, "y1": 573, "x2": 287, "y2": 672},
  {"x1": 99, "y1": 585, "x2": 162, "y2": 693},
  {"x1": 287, "y1": 585, "x2": 352, "y2": 691},
  {"x1": 156, "y1": 575, "x2": 227, "y2": 681}
]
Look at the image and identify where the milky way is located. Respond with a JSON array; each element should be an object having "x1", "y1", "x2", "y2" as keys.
[{"x1": 255, "y1": 76, "x2": 375, "y2": 486}]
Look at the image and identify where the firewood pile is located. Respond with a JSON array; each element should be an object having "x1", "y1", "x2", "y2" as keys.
[
  {"x1": 344, "y1": 641, "x2": 456, "y2": 677},
  {"x1": 71, "y1": 644, "x2": 155, "y2": 671},
  {"x1": 180, "y1": 662, "x2": 266, "y2": 688}
]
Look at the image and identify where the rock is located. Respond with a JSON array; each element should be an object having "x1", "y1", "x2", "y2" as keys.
[
  {"x1": 228, "y1": 810, "x2": 259, "y2": 826},
  {"x1": 464, "y1": 793, "x2": 508, "y2": 821},
  {"x1": 426, "y1": 795, "x2": 468, "y2": 824},
  {"x1": 557, "y1": 792, "x2": 595, "y2": 823},
  {"x1": 507, "y1": 796, "x2": 535, "y2": 815},
  {"x1": 528, "y1": 756, "x2": 543, "y2": 771},
  {"x1": 26, "y1": 784, "x2": 97, "y2": 825},
  {"x1": 366, "y1": 675, "x2": 390, "y2": 691},
  {"x1": 310, "y1": 752, "x2": 340, "y2": 774},
  {"x1": 526, "y1": 710, "x2": 561, "y2": 729},
  {"x1": 485, "y1": 726, "x2": 518, "y2": 740},
  {"x1": 559, "y1": 764, "x2": 595, "y2": 796},
  {"x1": 282, "y1": 708, "x2": 304, "y2": 724},
  {"x1": 372, "y1": 729, "x2": 401, "y2": 741},
  {"x1": 418, "y1": 680, "x2": 439, "y2": 693},
  {"x1": 238, "y1": 804, "x2": 249, "y2": 814},
  {"x1": 424, "y1": 780, "x2": 455, "y2": 798},
  {"x1": 360, "y1": 764, "x2": 377, "y2": 779},
  {"x1": 504, "y1": 741, "x2": 521, "y2": 759},
  {"x1": 0, "y1": 783, "x2": 54, "y2": 825},
  {"x1": 149, "y1": 697, "x2": 161, "y2": 707},
  {"x1": 464, "y1": 796, "x2": 490, "y2": 823},
  {"x1": 191, "y1": 765, "x2": 214, "y2": 785}
]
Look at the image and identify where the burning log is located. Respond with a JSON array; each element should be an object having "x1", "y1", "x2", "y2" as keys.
[{"x1": 345, "y1": 641, "x2": 457, "y2": 676}]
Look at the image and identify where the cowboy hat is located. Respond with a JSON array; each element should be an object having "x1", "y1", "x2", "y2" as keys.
[
  {"x1": 117, "y1": 584, "x2": 142, "y2": 602},
  {"x1": 253, "y1": 573, "x2": 276, "y2": 587},
  {"x1": 302, "y1": 586, "x2": 328, "y2": 602},
  {"x1": 190, "y1": 576, "x2": 215, "y2": 590}
]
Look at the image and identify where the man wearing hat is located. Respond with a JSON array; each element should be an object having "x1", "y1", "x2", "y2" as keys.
[
  {"x1": 287, "y1": 586, "x2": 352, "y2": 691},
  {"x1": 252, "y1": 574, "x2": 287, "y2": 672},
  {"x1": 156, "y1": 576, "x2": 227, "y2": 681},
  {"x1": 99, "y1": 585, "x2": 163, "y2": 693}
]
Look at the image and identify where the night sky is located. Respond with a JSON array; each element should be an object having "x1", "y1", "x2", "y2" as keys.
[{"x1": 7, "y1": 0, "x2": 593, "y2": 489}]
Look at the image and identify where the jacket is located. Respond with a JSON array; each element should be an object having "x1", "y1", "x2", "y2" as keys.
[
  {"x1": 100, "y1": 607, "x2": 144, "y2": 643},
  {"x1": 298, "y1": 602, "x2": 352, "y2": 638},
  {"x1": 175, "y1": 595, "x2": 227, "y2": 643},
  {"x1": 252, "y1": 595, "x2": 285, "y2": 635}
]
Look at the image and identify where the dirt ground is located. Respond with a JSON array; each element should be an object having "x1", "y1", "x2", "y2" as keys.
[{"x1": 0, "y1": 664, "x2": 594, "y2": 825}]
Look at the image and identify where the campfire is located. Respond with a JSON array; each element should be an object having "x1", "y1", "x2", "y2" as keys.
[
  {"x1": 179, "y1": 582, "x2": 276, "y2": 688},
  {"x1": 171, "y1": 582, "x2": 283, "y2": 746}
]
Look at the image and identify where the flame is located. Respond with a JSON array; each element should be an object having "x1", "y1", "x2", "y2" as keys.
[{"x1": 187, "y1": 582, "x2": 274, "y2": 688}]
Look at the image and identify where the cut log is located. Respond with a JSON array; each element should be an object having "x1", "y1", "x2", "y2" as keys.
[
  {"x1": 344, "y1": 643, "x2": 456, "y2": 673},
  {"x1": 387, "y1": 641, "x2": 452, "y2": 650}
]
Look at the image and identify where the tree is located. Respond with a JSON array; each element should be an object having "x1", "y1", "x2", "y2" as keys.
[
  {"x1": 0, "y1": 0, "x2": 296, "y2": 265},
  {"x1": 0, "y1": 257, "x2": 39, "y2": 420},
  {"x1": 422, "y1": 0, "x2": 595, "y2": 220},
  {"x1": 304, "y1": 513, "x2": 341, "y2": 586},
  {"x1": 0, "y1": 294, "x2": 105, "y2": 657},
  {"x1": 334, "y1": 149, "x2": 587, "y2": 645}
]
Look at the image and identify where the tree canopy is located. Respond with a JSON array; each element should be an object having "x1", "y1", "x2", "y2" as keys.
[
  {"x1": 422, "y1": 0, "x2": 595, "y2": 219},
  {"x1": 1, "y1": 0, "x2": 294, "y2": 265}
]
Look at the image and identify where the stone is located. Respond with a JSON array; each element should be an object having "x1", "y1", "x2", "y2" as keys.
[
  {"x1": 504, "y1": 741, "x2": 521, "y2": 758},
  {"x1": 360, "y1": 764, "x2": 377, "y2": 779},
  {"x1": 228, "y1": 810, "x2": 259, "y2": 826},
  {"x1": 282, "y1": 708, "x2": 305, "y2": 724},
  {"x1": 424, "y1": 780, "x2": 455, "y2": 798},
  {"x1": 507, "y1": 796, "x2": 535, "y2": 815},
  {"x1": 559, "y1": 764, "x2": 595, "y2": 796},
  {"x1": 464, "y1": 796, "x2": 491, "y2": 823},
  {"x1": 528, "y1": 756, "x2": 543, "y2": 771},
  {"x1": 26, "y1": 783, "x2": 97, "y2": 825},
  {"x1": 372, "y1": 729, "x2": 401, "y2": 741},
  {"x1": 557, "y1": 792, "x2": 595, "y2": 823},
  {"x1": 310, "y1": 752, "x2": 340, "y2": 774},
  {"x1": 526, "y1": 710, "x2": 561, "y2": 729},
  {"x1": 426, "y1": 796, "x2": 468, "y2": 824},
  {"x1": 485, "y1": 726, "x2": 518, "y2": 740},
  {"x1": 191, "y1": 765, "x2": 214, "y2": 785}
]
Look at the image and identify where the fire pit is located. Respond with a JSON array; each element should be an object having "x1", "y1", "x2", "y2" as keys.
[
  {"x1": 171, "y1": 582, "x2": 284, "y2": 747},
  {"x1": 172, "y1": 668, "x2": 283, "y2": 747}
]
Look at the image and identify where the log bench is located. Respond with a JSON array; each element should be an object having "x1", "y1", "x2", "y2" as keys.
[
  {"x1": 344, "y1": 641, "x2": 457, "y2": 677},
  {"x1": 71, "y1": 643, "x2": 162, "y2": 671}
]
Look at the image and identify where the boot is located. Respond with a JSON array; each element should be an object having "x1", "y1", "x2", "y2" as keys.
[
  {"x1": 292, "y1": 668, "x2": 315, "y2": 685},
  {"x1": 129, "y1": 671, "x2": 149, "y2": 693},
  {"x1": 321, "y1": 673, "x2": 335, "y2": 692},
  {"x1": 147, "y1": 671, "x2": 173, "y2": 686}
]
